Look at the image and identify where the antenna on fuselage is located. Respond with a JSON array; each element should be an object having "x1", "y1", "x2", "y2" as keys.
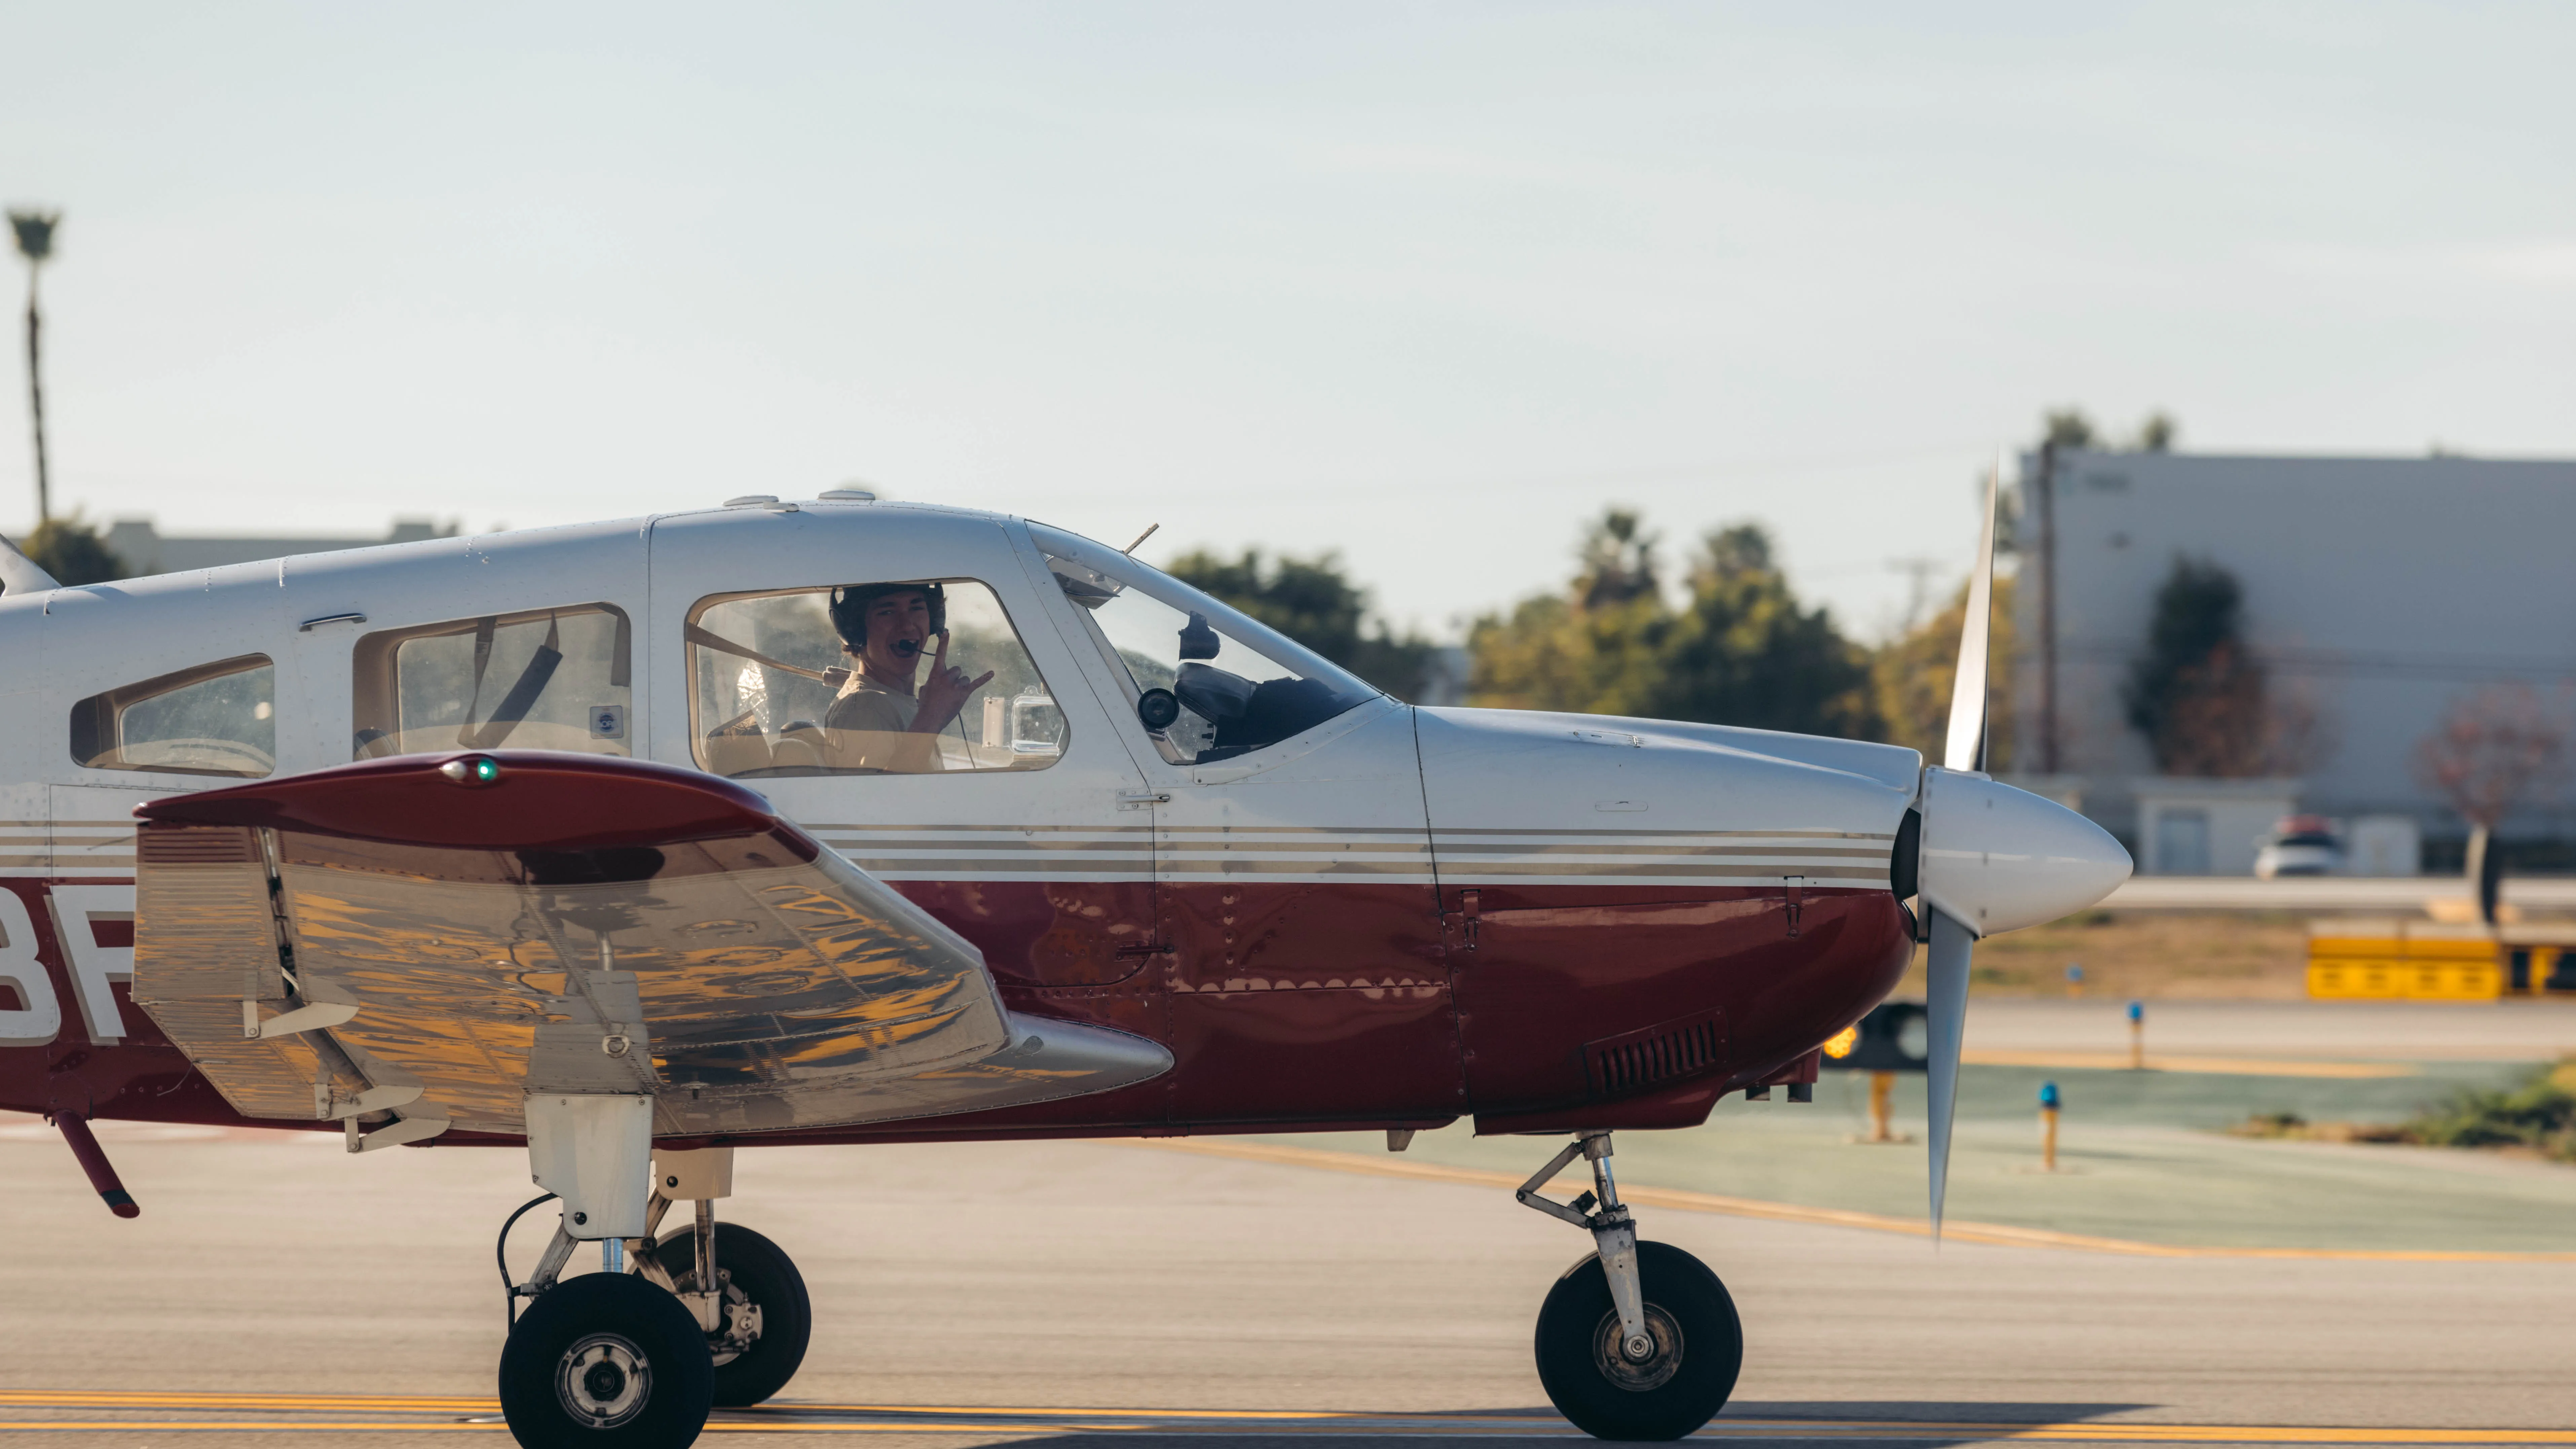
[
  {"x1": 1122, "y1": 523, "x2": 1160, "y2": 554},
  {"x1": 0, "y1": 530, "x2": 61, "y2": 594}
]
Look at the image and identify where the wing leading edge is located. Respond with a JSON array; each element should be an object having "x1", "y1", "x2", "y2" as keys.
[{"x1": 130, "y1": 751, "x2": 1171, "y2": 1142}]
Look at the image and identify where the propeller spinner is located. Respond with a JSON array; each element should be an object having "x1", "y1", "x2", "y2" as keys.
[{"x1": 1910, "y1": 456, "x2": 2132, "y2": 1239}]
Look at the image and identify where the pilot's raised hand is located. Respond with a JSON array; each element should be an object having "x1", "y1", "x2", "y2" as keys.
[{"x1": 913, "y1": 632, "x2": 995, "y2": 731}]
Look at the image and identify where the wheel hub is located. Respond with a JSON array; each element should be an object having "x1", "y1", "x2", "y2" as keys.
[
  {"x1": 556, "y1": 1333, "x2": 652, "y2": 1427},
  {"x1": 1592, "y1": 1302, "x2": 1684, "y2": 1392}
]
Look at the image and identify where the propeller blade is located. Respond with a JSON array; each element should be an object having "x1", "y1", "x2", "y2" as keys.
[
  {"x1": 1941, "y1": 455, "x2": 2001, "y2": 773},
  {"x1": 1923, "y1": 905, "x2": 1974, "y2": 1243}
]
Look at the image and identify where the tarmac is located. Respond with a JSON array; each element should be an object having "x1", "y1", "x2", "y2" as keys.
[
  {"x1": 5, "y1": 1000, "x2": 2575, "y2": 1447},
  {"x1": 2102, "y1": 875, "x2": 2576, "y2": 912}
]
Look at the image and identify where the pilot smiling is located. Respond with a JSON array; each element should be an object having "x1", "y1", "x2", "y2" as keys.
[{"x1": 821, "y1": 582, "x2": 994, "y2": 772}]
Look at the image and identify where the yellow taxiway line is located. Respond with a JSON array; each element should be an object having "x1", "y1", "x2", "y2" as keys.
[
  {"x1": 1129, "y1": 1139, "x2": 2576, "y2": 1263},
  {"x1": 1958, "y1": 1050, "x2": 2416, "y2": 1079},
  {"x1": 3, "y1": 1390, "x2": 2576, "y2": 1443}
]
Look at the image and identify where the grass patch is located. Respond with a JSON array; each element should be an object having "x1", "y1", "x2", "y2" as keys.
[{"x1": 2231, "y1": 1061, "x2": 2576, "y2": 1162}]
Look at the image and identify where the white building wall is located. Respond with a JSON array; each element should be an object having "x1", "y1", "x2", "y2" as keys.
[{"x1": 2011, "y1": 450, "x2": 2576, "y2": 848}]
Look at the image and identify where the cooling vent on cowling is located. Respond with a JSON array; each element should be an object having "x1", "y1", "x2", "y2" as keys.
[{"x1": 1587, "y1": 1010, "x2": 1725, "y2": 1097}]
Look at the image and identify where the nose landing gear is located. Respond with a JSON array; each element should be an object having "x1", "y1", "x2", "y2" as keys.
[{"x1": 1518, "y1": 1131, "x2": 1742, "y2": 1441}]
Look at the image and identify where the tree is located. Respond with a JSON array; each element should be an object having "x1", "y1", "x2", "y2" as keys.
[
  {"x1": 1163, "y1": 547, "x2": 1439, "y2": 701},
  {"x1": 1577, "y1": 508, "x2": 1659, "y2": 609},
  {"x1": 11, "y1": 208, "x2": 58, "y2": 524},
  {"x1": 1646, "y1": 524, "x2": 1877, "y2": 736},
  {"x1": 2124, "y1": 558, "x2": 2267, "y2": 775},
  {"x1": 2415, "y1": 684, "x2": 2569, "y2": 834},
  {"x1": 2041, "y1": 408, "x2": 2099, "y2": 450},
  {"x1": 1468, "y1": 509, "x2": 1879, "y2": 739},
  {"x1": 2039, "y1": 405, "x2": 2179, "y2": 453},
  {"x1": 20, "y1": 513, "x2": 123, "y2": 586},
  {"x1": 2120, "y1": 556, "x2": 2331, "y2": 777},
  {"x1": 1870, "y1": 573, "x2": 2016, "y2": 768},
  {"x1": 2415, "y1": 684, "x2": 2568, "y2": 922}
]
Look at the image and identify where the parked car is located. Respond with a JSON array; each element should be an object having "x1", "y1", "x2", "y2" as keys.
[{"x1": 2254, "y1": 815, "x2": 2345, "y2": 878}]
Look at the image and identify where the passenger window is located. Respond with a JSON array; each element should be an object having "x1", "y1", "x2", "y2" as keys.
[
  {"x1": 687, "y1": 580, "x2": 1061, "y2": 778},
  {"x1": 69, "y1": 655, "x2": 277, "y2": 778},
  {"x1": 351, "y1": 604, "x2": 632, "y2": 759},
  {"x1": 1033, "y1": 527, "x2": 1375, "y2": 765}
]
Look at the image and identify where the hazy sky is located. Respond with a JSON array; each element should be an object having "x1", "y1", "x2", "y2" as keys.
[{"x1": 3, "y1": 3, "x2": 2570, "y2": 640}]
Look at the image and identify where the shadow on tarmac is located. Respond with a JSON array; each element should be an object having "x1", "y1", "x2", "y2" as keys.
[{"x1": 705, "y1": 1401, "x2": 2156, "y2": 1446}]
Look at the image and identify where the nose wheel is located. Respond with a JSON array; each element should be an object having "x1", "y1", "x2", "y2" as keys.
[
  {"x1": 1518, "y1": 1131, "x2": 1742, "y2": 1440},
  {"x1": 1534, "y1": 1240, "x2": 1741, "y2": 1439}
]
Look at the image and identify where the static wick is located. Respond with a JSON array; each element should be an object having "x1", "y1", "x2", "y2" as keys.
[{"x1": 1122, "y1": 523, "x2": 1160, "y2": 554}]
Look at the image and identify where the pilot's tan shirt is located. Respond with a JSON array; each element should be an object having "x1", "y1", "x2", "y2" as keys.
[{"x1": 823, "y1": 680, "x2": 939, "y2": 773}]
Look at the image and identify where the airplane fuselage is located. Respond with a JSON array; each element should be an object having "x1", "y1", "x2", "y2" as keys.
[{"x1": 0, "y1": 501, "x2": 1920, "y2": 1145}]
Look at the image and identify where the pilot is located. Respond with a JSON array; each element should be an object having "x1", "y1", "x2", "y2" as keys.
[{"x1": 820, "y1": 583, "x2": 994, "y2": 773}]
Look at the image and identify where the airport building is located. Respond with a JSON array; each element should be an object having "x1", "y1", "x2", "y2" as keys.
[
  {"x1": 2008, "y1": 450, "x2": 2576, "y2": 874},
  {"x1": 97, "y1": 516, "x2": 459, "y2": 575}
]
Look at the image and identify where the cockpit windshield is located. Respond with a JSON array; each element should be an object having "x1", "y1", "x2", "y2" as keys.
[{"x1": 1028, "y1": 522, "x2": 1381, "y2": 766}]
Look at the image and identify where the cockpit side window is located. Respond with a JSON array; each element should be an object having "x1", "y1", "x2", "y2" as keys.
[
  {"x1": 70, "y1": 655, "x2": 277, "y2": 778},
  {"x1": 352, "y1": 603, "x2": 632, "y2": 760},
  {"x1": 684, "y1": 579, "x2": 1063, "y2": 779},
  {"x1": 1030, "y1": 525, "x2": 1379, "y2": 766}
]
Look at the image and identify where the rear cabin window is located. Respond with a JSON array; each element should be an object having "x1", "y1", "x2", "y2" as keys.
[
  {"x1": 352, "y1": 603, "x2": 632, "y2": 759},
  {"x1": 686, "y1": 580, "x2": 1062, "y2": 778},
  {"x1": 70, "y1": 655, "x2": 277, "y2": 778}
]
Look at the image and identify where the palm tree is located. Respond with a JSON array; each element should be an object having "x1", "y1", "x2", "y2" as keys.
[{"x1": 10, "y1": 208, "x2": 59, "y2": 524}]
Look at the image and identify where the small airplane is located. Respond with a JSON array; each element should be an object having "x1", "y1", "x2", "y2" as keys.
[{"x1": 0, "y1": 474, "x2": 2127, "y2": 1447}]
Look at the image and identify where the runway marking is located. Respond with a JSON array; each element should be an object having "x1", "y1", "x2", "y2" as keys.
[
  {"x1": 1958, "y1": 1050, "x2": 2417, "y2": 1079},
  {"x1": 1128, "y1": 1140, "x2": 2576, "y2": 1263},
  {"x1": 3, "y1": 1392, "x2": 2576, "y2": 1444}
]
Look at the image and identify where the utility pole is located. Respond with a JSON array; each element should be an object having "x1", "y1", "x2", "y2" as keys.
[
  {"x1": 2036, "y1": 439, "x2": 2060, "y2": 775},
  {"x1": 9, "y1": 210, "x2": 58, "y2": 525},
  {"x1": 1885, "y1": 555, "x2": 1945, "y2": 633}
]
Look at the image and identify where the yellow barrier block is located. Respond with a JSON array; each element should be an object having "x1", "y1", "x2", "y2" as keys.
[
  {"x1": 2309, "y1": 958, "x2": 2409, "y2": 998},
  {"x1": 2410, "y1": 961, "x2": 2501, "y2": 1001},
  {"x1": 2307, "y1": 919, "x2": 2505, "y2": 1000}
]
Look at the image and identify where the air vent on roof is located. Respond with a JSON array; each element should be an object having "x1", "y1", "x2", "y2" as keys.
[{"x1": 1586, "y1": 1010, "x2": 1724, "y2": 1097}]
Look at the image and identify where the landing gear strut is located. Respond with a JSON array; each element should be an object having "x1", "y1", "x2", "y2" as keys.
[
  {"x1": 494, "y1": 1100, "x2": 810, "y2": 1447},
  {"x1": 637, "y1": 1209, "x2": 812, "y2": 1406},
  {"x1": 1519, "y1": 1130, "x2": 1742, "y2": 1441}
]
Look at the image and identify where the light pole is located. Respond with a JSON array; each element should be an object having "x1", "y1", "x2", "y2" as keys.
[{"x1": 9, "y1": 209, "x2": 58, "y2": 525}]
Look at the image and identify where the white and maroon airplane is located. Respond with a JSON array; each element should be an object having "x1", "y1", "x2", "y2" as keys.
[{"x1": 0, "y1": 480, "x2": 2126, "y2": 1448}]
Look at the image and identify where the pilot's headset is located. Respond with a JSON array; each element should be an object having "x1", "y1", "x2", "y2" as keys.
[{"x1": 828, "y1": 581, "x2": 948, "y2": 657}]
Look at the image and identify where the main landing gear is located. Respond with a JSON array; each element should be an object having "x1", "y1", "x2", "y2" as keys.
[
  {"x1": 1518, "y1": 1131, "x2": 1743, "y2": 1441},
  {"x1": 495, "y1": 1098, "x2": 812, "y2": 1448}
]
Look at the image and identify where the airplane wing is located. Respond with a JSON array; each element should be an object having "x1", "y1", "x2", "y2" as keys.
[{"x1": 129, "y1": 751, "x2": 1170, "y2": 1146}]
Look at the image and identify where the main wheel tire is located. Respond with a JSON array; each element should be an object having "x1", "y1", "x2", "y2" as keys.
[
  {"x1": 650, "y1": 1221, "x2": 812, "y2": 1407},
  {"x1": 499, "y1": 1271, "x2": 714, "y2": 1449},
  {"x1": 1533, "y1": 1240, "x2": 1743, "y2": 1441}
]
